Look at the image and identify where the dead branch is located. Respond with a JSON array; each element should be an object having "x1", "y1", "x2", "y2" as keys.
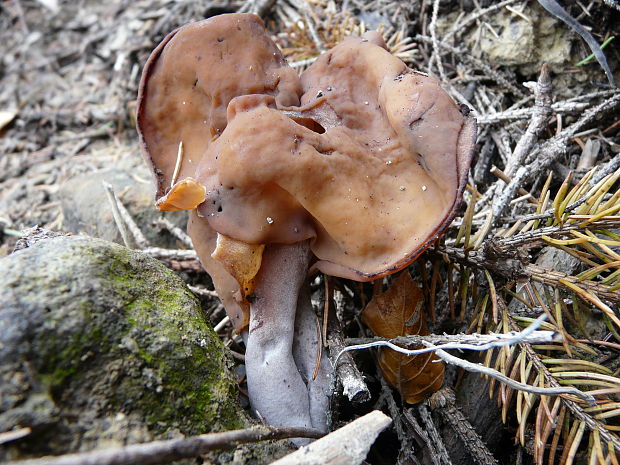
[
  {"x1": 491, "y1": 65, "x2": 554, "y2": 217},
  {"x1": 271, "y1": 410, "x2": 391, "y2": 465},
  {"x1": 345, "y1": 328, "x2": 559, "y2": 349},
  {"x1": 428, "y1": 388, "x2": 498, "y2": 465},
  {"x1": 141, "y1": 247, "x2": 197, "y2": 261},
  {"x1": 6, "y1": 425, "x2": 325, "y2": 465},
  {"x1": 326, "y1": 304, "x2": 370, "y2": 404},
  {"x1": 102, "y1": 181, "x2": 132, "y2": 248},
  {"x1": 417, "y1": 404, "x2": 453, "y2": 465},
  {"x1": 500, "y1": 93, "x2": 620, "y2": 208}
]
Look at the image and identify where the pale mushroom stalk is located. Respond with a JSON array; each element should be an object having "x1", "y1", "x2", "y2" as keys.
[
  {"x1": 186, "y1": 216, "x2": 332, "y2": 435},
  {"x1": 292, "y1": 281, "x2": 332, "y2": 430},
  {"x1": 245, "y1": 240, "x2": 331, "y2": 436}
]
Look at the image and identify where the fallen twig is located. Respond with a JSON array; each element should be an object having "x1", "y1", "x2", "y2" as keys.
[
  {"x1": 142, "y1": 247, "x2": 197, "y2": 261},
  {"x1": 433, "y1": 348, "x2": 595, "y2": 404},
  {"x1": 415, "y1": 34, "x2": 526, "y2": 98},
  {"x1": 102, "y1": 181, "x2": 132, "y2": 248},
  {"x1": 0, "y1": 427, "x2": 31, "y2": 446},
  {"x1": 428, "y1": 388, "x2": 499, "y2": 465},
  {"x1": 340, "y1": 315, "x2": 596, "y2": 404},
  {"x1": 111, "y1": 189, "x2": 149, "y2": 249},
  {"x1": 7, "y1": 425, "x2": 325, "y2": 465},
  {"x1": 187, "y1": 284, "x2": 219, "y2": 299},
  {"x1": 491, "y1": 65, "x2": 553, "y2": 217},
  {"x1": 341, "y1": 315, "x2": 557, "y2": 357},
  {"x1": 345, "y1": 329, "x2": 559, "y2": 350},
  {"x1": 153, "y1": 218, "x2": 193, "y2": 248},
  {"x1": 402, "y1": 409, "x2": 444, "y2": 465},
  {"x1": 503, "y1": 93, "x2": 620, "y2": 206},
  {"x1": 326, "y1": 281, "x2": 370, "y2": 404},
  {"x1": 271, "y1": 410, "x2": 391, "y2": 465},
  {"x1": 417, "y1": 403, "x2": 453, "y2": 465}
]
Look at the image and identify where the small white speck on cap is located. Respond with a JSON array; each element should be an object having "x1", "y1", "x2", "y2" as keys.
[
  {"x1": 422, "y1": 185, "x2": 427, "y2": 191},
  {"x1": 364, "y1": 101, "x2": 369, "y2": 105},
  {"x1": 266, "y1": 217, "x2": 274, "y2": 224},
  {"x1": 399, "y1": 186, "x2": 406, "y2": 191},
  {"x1": 385, "y1": 160, "x2": 392, "y2": 165}
]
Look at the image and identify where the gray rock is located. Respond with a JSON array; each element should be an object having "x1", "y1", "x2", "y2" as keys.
[
  {"x1": 459, "y1": 2, "x2": 573, "y2": 79},
  {"x1": 535, "y1": 246, "x2": 582, "y2": 275},
  {"x1": 0, "y1": 235, "x2": 248, "y2": 460},
  {"x1": 59, "y1": 168, "x2": 188, "y2": 248}
]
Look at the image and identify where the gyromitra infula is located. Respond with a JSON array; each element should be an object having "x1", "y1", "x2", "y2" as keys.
[{"x1": 137, "y1": 13, "x2": 476, "y2": 435}]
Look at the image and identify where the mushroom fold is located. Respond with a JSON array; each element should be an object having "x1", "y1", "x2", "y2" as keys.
[
  {"x1": 138, "y1": 14, "x2": 475, "y2": 282},
  {"x1": 137, "y1": 12, "x2": 476, "y2": 437}
]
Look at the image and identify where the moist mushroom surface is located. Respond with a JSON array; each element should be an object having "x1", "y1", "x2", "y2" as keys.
[{"x1": 137, "y1": 12, "x2": 476, "y2": 437}]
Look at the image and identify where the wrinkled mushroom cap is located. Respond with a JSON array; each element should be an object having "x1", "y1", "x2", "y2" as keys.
[
  {"x1": 137, "y1": 14, "x2": 476, "y2": 282},
  {"x1": 137, "y1": 14, "x2": 301, "y2": 198}
]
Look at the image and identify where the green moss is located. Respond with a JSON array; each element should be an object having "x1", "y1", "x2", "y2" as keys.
[
  {"x1": 28, "y1": 237, "x2": 247, "y2": 435},
  {"x1": 37, "y1": 304, "x2": 111, "y2": 391}
]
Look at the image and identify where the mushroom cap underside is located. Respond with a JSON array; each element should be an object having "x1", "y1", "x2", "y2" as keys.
[{"x1": 137, "y1": 13, "x2": 477, "y2": 281}]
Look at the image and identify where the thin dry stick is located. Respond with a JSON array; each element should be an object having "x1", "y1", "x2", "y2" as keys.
[
  {"x1": 377, "y1": 371, "x2": 417, "y2": 462},
  {"x1": 153, "y1": 218, "x2": 193, "y2": 248},
  {"x1": 591, "y1": 153, "x2": 620, "y2": 185},
  {"x1": 417, "y1": 404, "x2": 453, "y2": 465},
  {"x1": 170, "y1": 141, "x2": 184, "y2": 187},
  {"x1": 142, "y1": 247, "x2": 198, "y2": 261},
  {"x1": 236, "y1": 0, "x2": 277, "y2": 17},
  {"x1": 345, "y1": 329, "x2": 559, "y2": 349},
  {"x1": 505, "y1": 313, "x2": 620, "y2": 451},
  {"x1": 341, "y1": 316, "x2": 594, "y2": 402},
  {"x1": 491, "y1": 65, "x2": 553, "y2": 217},
  {"x1": 0, "y1": 427, "x2": 31, "y2": 446},
  {"x1": 102, "y1": 181, "x2": 132, "y2": 248},
  {"x1": 506, "y1": 64, "x2": 553, "y2": 177},
  {"x1": 187, "y1": 285, "x2": 219, "y2": 299},
  {"x1": 271, "y1": 410, "x2": 391, "y2": 465},
  {"x1": 490, "y1": 166, "x2": 537, "y2": 204},
  {"x1": 340, "y1": 314, "x2": 558, "y2": 358},
  {"x1": 428, "y1": 0, "x2": 445, "y2": 79},
  {"x1": 326, "y1": 302, "x2": 370, "y2": 404},
  {"x1": 502, "y1": 93, "x2": 620, "y2": 206},
  {"x1": 402, "y1": 409, "x2": 443, "y2": 465},
  {"x1": 111, "y1": 193, "x2": 149, "y2": 249},
  {"x1": 6, "y1": 425, "x2": 325, "y2": 465},
  {"x1": 415, "y1": 34, "x2": 526, "y2": 98},
  {"x1": 432, "y1": 348, "x2": 595, "y2": 403},
  {"x1": 428, "y1": 388, "x2": 499, "y2": 465},
  {"x1": 443, "y1": 0, "x2": 519, "y2": 43},
  {"x1": 476, "y1": 90, "x2": 617, "y2": 124}
]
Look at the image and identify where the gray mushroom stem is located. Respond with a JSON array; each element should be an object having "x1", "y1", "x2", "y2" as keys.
[{"x1": 245, "y1": 240, "x2": 331, "y2": 440}]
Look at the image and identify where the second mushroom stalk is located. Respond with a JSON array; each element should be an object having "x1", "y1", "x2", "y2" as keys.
[{"x1": 137, "y1": 13, "x2": 476, "y2": 436}]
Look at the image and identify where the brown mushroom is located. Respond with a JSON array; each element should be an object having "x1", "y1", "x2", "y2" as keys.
[{"x1": 137, "y1": 13, "x2": 476, "y2": 437}]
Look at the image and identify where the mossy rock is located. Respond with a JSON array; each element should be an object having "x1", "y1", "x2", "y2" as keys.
[{"x1": 0, "y1": 235, "x2": 248, "y2": 460}]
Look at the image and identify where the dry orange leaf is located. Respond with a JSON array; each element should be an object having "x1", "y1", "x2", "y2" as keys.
[
  {"x1": 211, "y1": 233, "x2": 265, "y2": 298},
  {"x1": 361, "y1": 272, "x2": 445, "y2": 403},
  {"x1": 156, "y1": 177, "x2": 206, "y2": 211}
]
